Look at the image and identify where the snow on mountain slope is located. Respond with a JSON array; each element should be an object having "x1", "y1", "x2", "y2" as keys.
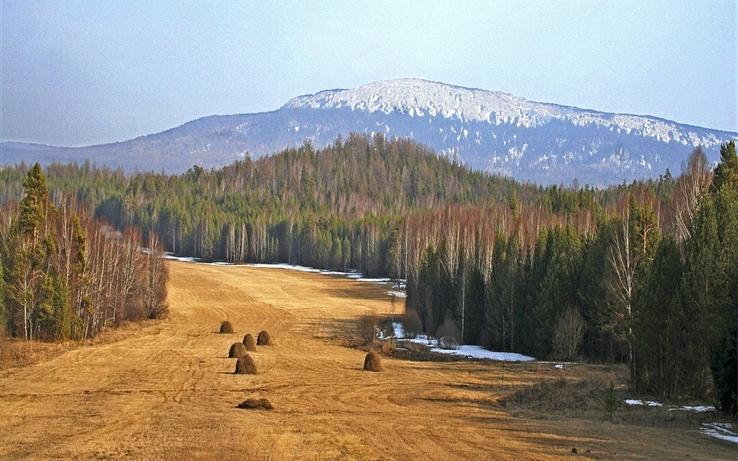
[
  {"x1": 2, "y1": 79, "x2": 736, "y2": 185},
  {"x1": 284, "y1": 79, "x2": 725, "y2": 147}
]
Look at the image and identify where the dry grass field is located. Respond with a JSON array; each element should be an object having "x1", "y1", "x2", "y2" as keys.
[{"x1": 0, "y1": 261, "x2": 734, "y2": 460}]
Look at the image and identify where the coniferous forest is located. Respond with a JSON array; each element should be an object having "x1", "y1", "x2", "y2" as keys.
[{"x1": 0, "y1": 135, "x2": 735, "y2": 417}]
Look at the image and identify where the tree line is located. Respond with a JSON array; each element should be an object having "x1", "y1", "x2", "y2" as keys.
[
  {"x1": 402, "y1": 142, "x2": 736, "y2": 415},
  {"x1": 0, "y1": 165, "x2": 168, "y2": 341},
  {"x1": 0, "y1": 135, "x2": 734, "y2": 417}
]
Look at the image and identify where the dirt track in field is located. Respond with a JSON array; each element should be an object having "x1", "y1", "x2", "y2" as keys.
[{"x1": 0, "y1": 261, "x2": 734, "y2": 460}]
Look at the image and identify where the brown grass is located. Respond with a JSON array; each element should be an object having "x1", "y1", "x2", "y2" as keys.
[
  {"x1": 228, "y1": 342, "x2": 247, "y2": 358},
  {"x1": 242, "y1": 333, "x2": 257, "y2": 351},
  {"x1": 219, "y1": 321, "x2": 234, "y2": 334},
  {"x1": 234, "y1": 354, "x2": 257, "y2": 374},
  {"x1": 0, "y1": 262, "x2": 734, "y2": 460}
]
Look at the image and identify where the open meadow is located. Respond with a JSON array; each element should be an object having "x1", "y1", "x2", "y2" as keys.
[{"x1": 0, "y1": 261, "x2": 734, "y2": 460}]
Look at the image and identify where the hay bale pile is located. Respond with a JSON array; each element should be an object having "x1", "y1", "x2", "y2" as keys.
[
  {"x1": 228, "y1": 342, "x2": 247, "y2": 358},
  {"x1": 219, "y1": 321, "x2": 234, "y2": 334},
  {"x1": 234, "y1": 354, "x2": 257, "y2": 374},
  {"x1": 242, "y1": 333, "x2": 257, "y2": 351},
  {"x1": 236, "y1": 397, "x2": 273, "y2": 410},
  {"x1": 257, "y1": 330, "x2": 272, "y2": 346},
  {"x1": 363, "y1": 350, "x2": 383, "y2": 372}
]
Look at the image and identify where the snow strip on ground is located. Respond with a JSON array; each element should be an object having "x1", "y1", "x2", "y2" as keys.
[
  {"x1": 164, "y1": 255, "x2": 407, "y2": 293},
  {"x1": 669, "y1": 405, "x2": 716, "y2": 413},
  {"x1": 391, "y1": 323, "x2": 534, "y2": 362},
  {"x1": 701, "y1": 423, "x2": 738, "y2": 445},
  {"x1": 625, "y1": 399, "x2": 663, "y2": 407}
]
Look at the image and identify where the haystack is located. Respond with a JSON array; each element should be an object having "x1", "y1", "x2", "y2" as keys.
[
  {"x1": 257, "y1": 330, "x2": 272, "y2": 346},
  {"x1": 236, "y1": 398, "x2": 273, "y2": 410},
  {"x1": 242, "y1": 333, "x2": 257, "y2": 351},
  {"x1": 219, "y1": 321, "x2": 234, "y2": 334},
  {"x1": 234, "y1": 354, "x2": 257, "y2": 374},
  {"x1": 228, "y1": 342, "x2": 247, "y2": 358},
  {"x1": 363, "y1": 350, "x2": 383, "y2": 372}
]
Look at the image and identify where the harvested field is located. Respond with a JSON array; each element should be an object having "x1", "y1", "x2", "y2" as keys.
[{"x1": 0, "y1": 261, "x2": 734, "y2": 460}]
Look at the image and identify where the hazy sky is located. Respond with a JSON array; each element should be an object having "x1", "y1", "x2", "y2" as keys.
[{"x1": 2, "y1": 0, "x2": 736, "y2": 146}]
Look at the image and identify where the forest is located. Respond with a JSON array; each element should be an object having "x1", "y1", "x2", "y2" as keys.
[
  {"x1": 0, "y1": 165, "x2": 168, "y2": 342},
  {"x1": 0, "y1": 135, "x2": 735, "y2": 418}
]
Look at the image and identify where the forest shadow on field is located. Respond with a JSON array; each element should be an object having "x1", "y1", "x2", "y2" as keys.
[
  {"x1": 322, "y1": 282, "x2": 395, "y2": 302},
  {"x1": 295, "y1": 316, "x2": 365, "y2": 341}
]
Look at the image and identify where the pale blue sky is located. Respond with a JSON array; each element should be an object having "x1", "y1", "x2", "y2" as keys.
[{"x1": 2, "y1": 0, "x2": 736, "y2": 146}]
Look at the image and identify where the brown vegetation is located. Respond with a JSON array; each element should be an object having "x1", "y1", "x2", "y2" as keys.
[
  {"x1": 363, "y1": 350, "x2": 383, "y2": 372},
  {"x1": 219, "y1": 321, "x2": 234, "y2": 334},
  {"x1": 436, "y1": 316, "x2": 460, "y2": 342},
  {"x1": 234, "y1": 354, "x2": 257, "y2": 374},
  {"x1": 0, "y1": 262, "x2": 734, "y2": 460},
  {"x1": 358, "y1": 312, "x2": 378, "y2": 343},
  {"x1": 402, "y1": 308, "x2": 423, "y2": 338},
  {"x1": 242, "y1": 333, "x2": 257, "y2": 351}
]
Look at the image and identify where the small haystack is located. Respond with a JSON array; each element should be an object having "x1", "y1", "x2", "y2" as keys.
[
  {"x1": 220, "y1": 321, "x2": 234, "y2": 334},
  {"x1": 234, "y1": 354, "x2": 257, "y2": 374},
  {"x1": 257, "y1": 330, "x2": 272, "y2": 346},
  {"x1": 363, "y1": 350, "x2": 383, "y2": 372},
  {"x1": 228, "y1": 342, "x2": 247, "y2": 358},
  {"x1": 237, "y1": 398, "x2": 273, "y2": 410},
  {"x1": 242, "y1": 333, "x2": 257, "y2": 351}
]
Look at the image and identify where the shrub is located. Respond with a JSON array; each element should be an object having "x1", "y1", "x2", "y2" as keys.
[
  {"x1": 234, "y1": 354, "x2": 257, "y2": 374},
  {"x1": 435, "y1": 314, "x2": 459, "y2": 343},
  {"x1": 257, "y1": 330, "x2": 272, "y2": 346},
  {"x1": 358, "y1": 312, "x2": 378, "y2": 344},
  {"x1": 439, "y1": 336, "x2": 459, "y2": 350},
  {"x1": 402, "y1": 309, "x2": 423, "y2": 338},
  {"x1": 242, "y1": 333, "x2": 257, "y2": 351},
  {"x1": 604, "y1": 381, "x2": 617, "y2": 418},
  {"x1": 219, "y1": 321, "x2": 234, "y2": 334},
  {"x1": 363, "y1": 350, "x2": 383, "y2": 372},
  {"x1": 228, "y1": 342, "x2": 247, "y2": 358}
]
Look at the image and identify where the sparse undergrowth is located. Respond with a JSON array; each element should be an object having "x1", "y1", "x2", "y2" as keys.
[{"x1": 498, "y1": 368, "x2": 724, "y2": 429}]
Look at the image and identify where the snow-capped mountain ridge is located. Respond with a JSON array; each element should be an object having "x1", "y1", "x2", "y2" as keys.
[
  {"x1": 284, "y1": 78, "x2": 723, "y2": 147},
  {"x1": 2, "y1": 78, "x2": 736, "y2": 185}
]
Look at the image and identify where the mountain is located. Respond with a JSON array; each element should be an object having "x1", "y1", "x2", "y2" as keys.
[{"x1": 2, "y1": 78, "x2": 736, "y2": 185}]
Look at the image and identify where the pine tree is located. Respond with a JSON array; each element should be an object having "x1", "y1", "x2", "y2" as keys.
[
  {"x1": 709, "y1": 141, "x2": 738, "y2": 417},
  {"x1": 633, "y1": 236, "x2": 683, "y2": 397},
  {"x1": 711, "y1": 141, "x2": 738, "y2": 193},
  {"x1": 681, "y1": 196, "x2": 723, "y2": 398}
]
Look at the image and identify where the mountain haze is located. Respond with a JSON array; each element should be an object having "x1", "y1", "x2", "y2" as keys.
[{"x1": 3, "y1": 79, "x2": 735, "y2": 185}]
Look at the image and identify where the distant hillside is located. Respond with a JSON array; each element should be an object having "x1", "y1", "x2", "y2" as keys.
[{"x1": 3, "y1": 79, "x2": 736, "y2": 185}]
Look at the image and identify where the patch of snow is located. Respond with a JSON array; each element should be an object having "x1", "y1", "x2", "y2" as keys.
[
  {"x1": 163, "y1": 254, "x2": 198, "y2": 263},
  {"x1": 429, "y1": 345, "x2": 534, "y2": 362},
  {"x1": 391, "y1": 322, "x2": 534, "y2": 362},
  {"x1": 385, "y1": 290, "x2": 407, "y2": 298},
  {"x1": 669, "y1": 405, "x2": 716, "y2": 413},
  {"x1": 701, "y1": 423, "x2": 738, "y2": 445},
  {"x1": 625, "y1": 399, "x2": 663, "y2": 407}
]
